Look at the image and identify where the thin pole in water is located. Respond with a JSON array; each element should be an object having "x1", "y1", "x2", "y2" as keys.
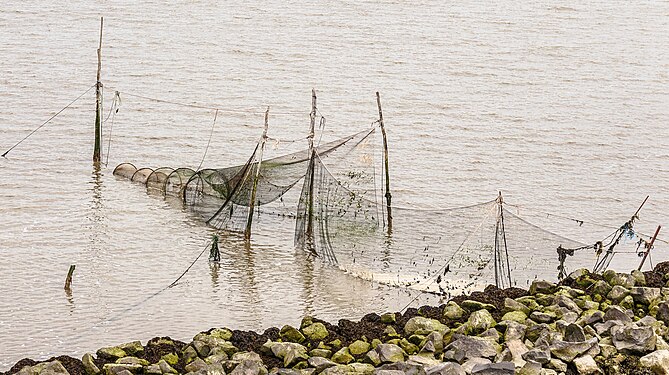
[
  {"x1": 638, "y1": 225, "x2": 661, "y2": 271},
  {"x1": 306, "y1": 89, "x2": 317, "y2": 246},
  {"x1": 64, "y1": 265, "x2": 76, "y2": 290},
  {"x1": 376, "y1": 92, "x2": 392, "y2": 231},
  {"x1": 245, "y1": 107, "x2": 269, "y2": 240},
  {"x1": 94, "y1": 17, "x2": 104, "y2": 163}
]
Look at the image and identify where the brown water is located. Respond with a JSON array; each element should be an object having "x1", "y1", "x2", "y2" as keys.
[{"x1": 1, "y1": 0, "x2": 669, "y2": 368}]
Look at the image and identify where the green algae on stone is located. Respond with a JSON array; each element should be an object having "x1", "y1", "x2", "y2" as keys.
[
  {"x1": 303, "y1": 322, "x2": 329, "y2": 341},
  {"x1": 331, "y1": 347, "x2": 354, "y2": 364},
  {"x1": 348, "y1": 340, "x2": 371, "y2": 356},
  {"x1": 281, "y1": 325, "x2": 306, "y2": 343}
]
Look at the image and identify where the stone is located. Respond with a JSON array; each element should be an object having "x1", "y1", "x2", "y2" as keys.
[
  {"x1": 506, "y1": 339, "x2": 529, "y2": 368},
  {"x1": 573, "y1": 355, "x2": 602, "y2": 374},
  {"x1": 398, "y1": 338, "x2": 419, "y2": 355},
  {"x1": 549, "y1": 338, "x2": 599, "y2": 362},
  {"x1": 102, "y1": 363, "x2": 142, "y2": 375},
  {"x1": 376, "y1": 362, "x2": 425, "y2": 375},
  {"x1": 82, "y1": 353, "x2": 100, "y2": 375},
  {"x1": 404, "y1": 317, "x2": 447, "y2": 335},
  {"x1": 632, "y1": 269, "x2": 647, "y2": 286},
  {"x1": 302, "y1": 323, "x2": 329, "y2": 341},
  {"x1": 479, "y1": 328, "x2": 499, "y2": 342},
  {"x1": 591, "y1": 280, "x2": 612, "y2": 296},
  {"x1": 444, "y1": 335, "x2": 499, "y2": 362},
  {"x1": 373, "y1": 371, "x2": 404, "y2": 375},
  {"x1": 364, "y1": 349, "x2": 382, "y2": 366},
  {"x1": 383, "y1": 326, "x2": 400, "y2": 338},
  {"x1": 525, "y1": 324, "x2": 550, "y2": 343},
  {"x1": 620, "y1": 295, "x2": 635, "y2": 309},
  {"x1": 424, "y1": 362, "x2": 465, "y2": 375},
  {"x1": 281, "y1": 325, "x2": 306, "y2": 343},
  {"x1": 97, "y1": 347, "x2": 127, "y2": 361},
  {"x1": 503, "y1": 321, "x2": 527, "y2": 342},
  {"x1": 501, "y1": 311, "x2": 527, "y2": 324},
  {"x1": 423, "y1": 331, "x2": 443, "y2": 353},
  {"x1": 564, "y1": 323, "x2": 586, "y2": 342},
  {"x1": 183, "y1": 345, "x2": 198, "y2": 364},
  {"x1": 204, "y1": 353, "x2": 229, "y2": 364},
  {"x1": 579, "y1": 309, "x2": 604, "y2": 326},
  {"x1": 347, "y1": 340, "x2": 370, "y2": 356},
  {"x1": 529, "y1": 311, "x2": 556, "y2": 324},
  {"x1": 375, "y1": 344, "x2": 405, "y2": 363},
  {"x1": 310, "y1": 348, "x2": 332, "y2": 358},
  {"x1": 210, "y1": 328, "x2": 233, "y2": 340},
  {"x1": 420, "y1": 340, "x2": 435, "y2": 353},
  {"x1": 604, "y1": 306, "x2": 633, "y2": 324},
  {"x1": 308, "y1": 356, "x2": 337, "y2": 372},
  {"x1": 658, "y1": 302, "x2": 669, "y2": 325},
  {"x1": 467, "y1": 309, "x2": 496, "y2": 334},
  {"x1": 443, "y1": 302, "x2": 465, "y2": 320},
  {"x1": 607, "y1": 285, "x2": 630, "y2": 303},
  {"x1": 631, "y1": 287, "x2": 662, "y2": 305},
  {"x1": 348, "y1": 363, "x2": 374, "y2": 375},
  {"x1": 185, "y1": 358, "x2": 208, "y2": 373},
  {"x1": 460, "y1": 358, "x2": 490, "y2": 374},
  {"x1": 613, "y1": 325, "x2": 657, "y2": 354},
  {"x1": 610, "y1": 273, "x2": 635, "y2": 288},
  {"x1": 547, "y1": 358, "x2": 567, "y2": 372},
  {"x1": 269, "y1": 342, "x2": 309, "y2": 367},
  {"x1": 232, "y1": 352, "x2": 263, "y2": 362},
  {"x1": 553, "y1": 295, "x2": 582, "y2": 314},
  {"x1": 115, "y1": 357, "x2": 149, "y2": 366},
  {"x1": 470, "y1": 362, "x2": 515, "y2": 374},
  {"x1": 516, "y1": 296, "x2": 540, "y2": 311},
  {"x1": 529, "y1": 280, "x2": 556, "y2": 295},
  {"x1": 568, "y1": 268, "x2": 589, "y2": 280},
  {"x1": 145, "y1": 364, "x2": 161, "y2": 375},
  {"x1": 161, "y1": 352, "x2": 179, "y2": 366},
  {"x1": 157, "y1": 360, "x2": 177, "y2": 374},
  {"x1": 460, "y1": 300, "x2": 496, "y2": 312},
  {"x1": 230, "y1": 360, "x2": 267, "y2": 375},
  {"x1": 331, "y1": 348, "x2": 354, "y2": 365},
  {"x1": 504, "y1": 298, "x2": 531, "y2": 315},
  {"x1": 518, "y1": 360, "x2": 542, "y2": 375},
  {"x1": 406, "y1": 355, "x2": 440, "y2": 367},
  {"x1": 380, "y1": 313, "x2": 396, "y2": 324},
  {"x1": 19, "y1": 360, "x2": 70, "y2": 375},
  {"x1": 118, "y1": 341, "x2": 144, "y2": 356},
  {"x1": 522, "y1": 347, "x2": 551, "y2": 364},
  {"x1": 640, "y1": 350, "x2": 669, "y2": 375}
]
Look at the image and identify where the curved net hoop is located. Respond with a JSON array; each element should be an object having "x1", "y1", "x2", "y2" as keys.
[
  {"x1": 113, "y1": 163, "x2": 137, "y2": 179},
  {"x1": 131, "y1": 168, "x2": 154, "y2": 184},
  {"x1": 164, "y1": 168, "x2": 197, "y2": 197},
  {"x1": 146, "y1": 167, "x2": 174, "y2": 194}
]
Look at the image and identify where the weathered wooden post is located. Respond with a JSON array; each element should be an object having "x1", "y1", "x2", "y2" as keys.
[
  {"x1": 376, "y1": 92, "x2": 392, "y2": 229},
  {"x1": 638, "y1": 225, "x2": 662, "y2": 271},
  {"x1": 305, "y1": 89, "x2": 317, "y2": 243},
  {"x1": 245, "y1": 107, "x2": 270, "y2": 240},
  {"x1": 93, "y1": 17, "x2": 104, "y2": 163},
  {"x1": 64, "y1": 265, "x2": 76, "y2": 290}
]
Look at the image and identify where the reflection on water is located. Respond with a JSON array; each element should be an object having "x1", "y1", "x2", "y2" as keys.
[{"x1": 1, "y1": 0, "x2": 669, "y2": 370}]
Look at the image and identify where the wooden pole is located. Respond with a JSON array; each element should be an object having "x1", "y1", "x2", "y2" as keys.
[
  {"x1": 245, "y1": 108, "x2": 269, "y2": 240},
  {"x1": 376, "y1": 92, "x2": 392, "y2": 229},
  {"x1": 306, "y1": 90, "x2": 317, "y2": 243},
  {"x1": 93, "y1": 17, "x2": 103, "y2": 163},
  {"x1": 64, "y1": 265, "x2": 76, "y2": 290},
  {"x1": 638, "y1": 225, "x2": 662, "y2": 271}
]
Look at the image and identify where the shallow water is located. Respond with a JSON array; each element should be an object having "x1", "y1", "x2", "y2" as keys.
[{"x1": 1, "y1": 0, "x2": 669, "y2": 369}]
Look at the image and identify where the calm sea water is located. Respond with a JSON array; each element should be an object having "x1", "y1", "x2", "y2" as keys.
[{"x1": 1, "y1": 0, "x2": 669, "y2": 369}]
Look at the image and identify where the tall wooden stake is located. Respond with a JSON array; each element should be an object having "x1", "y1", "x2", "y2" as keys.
[
  {"x1": 93, "y1": 17, "x2": 104, "y2": 163},
  {"x1": 245, "y1": 108, "x2": 269, "y2": 240},
  {"x1": 305, "y1": 89, "x2": 317, "y2": 243},
  {"x1": 376, "y1": 92, "x2": 392, "y2": 230},
  {"x1": 638, "y1": 225, "x2": 662, "y2": 271},
  {"x1": 64, "y1": 264, "x2": 76, "y2": 290}
]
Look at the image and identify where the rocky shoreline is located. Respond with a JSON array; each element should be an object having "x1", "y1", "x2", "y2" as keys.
[{"x1": 7, "y1": 263, "x2": 669, "y2": 375}]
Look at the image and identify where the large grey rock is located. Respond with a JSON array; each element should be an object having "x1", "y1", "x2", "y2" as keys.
[
  {"x1": 230, "y1": 360, "x2": 268, "y2": 375},
  {"x1": 471, "y1": 362, "x2": 515, "y2": 374},
  {"x1": 613, "y1": 325, "x2": 657, "y2": 354},
  {"x1": 82, "y1": 353, "x2": 100, "y2": 375},
  {"x1": 549, "y1": 338, "x2": 599, "y2": 362},
  {"x1": 607, "y1": 286, "x2": 630, "y2": 303},
  {"x1": 376, "y1": 362, "x2": 425, "y2": 375},
  {"x1": 404, "y1": 317, "x2": 447, "y2": 335},
  {"x1": 640, "y1": 350, "x2": 669, "y2": 375},
  {"x1": 658, "y1": 302, "x2": 669, "y2": 325},
  {"x1": 443, "y1": 301, "x2": 465, "y2": 320},
  {"x1": 461, "y1": 358, "x2": 491, "y2": 374},
  {"x1": 467, "y1": 309, "x2": 496, "y2": 334},
  {"x1": 572, "y1": 355, "x2": 602, "y2": 374},
  {"x1": 506, "y1": 339, "x2": 529, "y2": 368},
  {"x1": 603, "y1": 306, "x2": 632, "y2": 324},
  {"x1": 118, "y1": 341, "x2": 144, "y2": 356},
  {"x1": 424, "y1": 362, "x2": 465, "y2": 375},
  {"x1": 529, "y1": 280, "x2": 556, "y2": 295},
  {"x1": 375, "y1": 344, "x2": 405, "y2": 363},
  {"x1": 424, "y1": 331, "x2": 444, "y2": 353},
  {"x1": 503, "y1": 321, "x2": 527, "y2": 342},
  {"x1": 16, "y1": 360, "x2": 70, "y2": 375},
  {"x1": 529, "y1": 311, "x2": 556, "y2": 324},
  {"x1": 101, "y1": 363, "x2": 142, "y2": 375},
  {"x1": 553, "y1": 295, "x2": 582, "y2": 314},
  {"x1": 158, "y1": 360, "x2": 178, "y2": 374},
  {"x1": 518, "y1": 360, "x2": 542, "y2": 375},
  {"x1": 444, "y1": 335, "x2": 499, "y2": 362},
  {"x1": 185, "y1": 358, "x2": 209, "y2": 373},
  {"x1": 308, "y1": 357, "x2": 337, "y2": 373},
  {"x1": 504, "y1": 298, "x2": 531, "y2": 315},
  {"x1": 269, "y1": 342, "x2": 309, "y2": 367},
  {"x1": 564, "y1": 323, "x2": 586, "y2": 342},
  {"x1": 302, "y1": 323, "x2": 329, "y2": 341},
  {"x1": 97, "y1": 347, "x2": 127, "y2": 361},
  {"x1": 631, "y1": 287, "x2": 662, "y2": 305},
  {"x1": 522, "y1": 347, "x2": 551, "y2": 364}
]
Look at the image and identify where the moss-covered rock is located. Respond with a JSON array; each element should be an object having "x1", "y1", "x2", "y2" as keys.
[
  {"x1": 404, "y1": 316, "x2": 447, "y2": 335},
  {"x1": 380, "y1": 313, "x2": 396, "y2": 324},
  {"x1": 443, "y1": 301, "x2": 466, "y2": 320},
  {"x1": 331, "y1": 347, "x2": 354, "y2": 364},
  {"x1": 348, "y1": 340, "x2": 370, "y2": 356},
  {"x1": 281, "y1": 325, "x2": 306, "y2": 343},
  {"x1": 302, "y1": 322, "x2": 329, "y2": 341}
]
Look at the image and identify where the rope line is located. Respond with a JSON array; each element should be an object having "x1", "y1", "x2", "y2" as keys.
[
  {"x1": 2, "y1": 84, "x2": 96, "y2": 158},
  {"x1": 195, "y1": 109, "x2": 218, "y2": 172}
]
